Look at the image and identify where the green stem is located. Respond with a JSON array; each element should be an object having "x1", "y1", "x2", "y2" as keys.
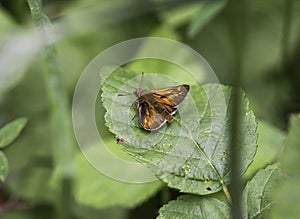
[
  {"x1": 161, "y1": 186, "x2": 171, "y2": 205},
  {"x1": 222, "y1": 181, "x2": 232, "y2": 204},
  {"x1": 226, "y1": 0, "x2": 246, "y2": 217},
  {"x1": 27, "y1": 1, "x2": 74, "y2": 219}
]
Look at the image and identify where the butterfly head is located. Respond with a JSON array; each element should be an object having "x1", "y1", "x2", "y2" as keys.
[{"x1": 133, "y1": 88, "x2": 142, "y2": 97}]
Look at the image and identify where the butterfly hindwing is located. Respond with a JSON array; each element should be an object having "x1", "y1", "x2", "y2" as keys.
[{"x1": 138, "y1": 98, "x2": 167, "y2": 130}]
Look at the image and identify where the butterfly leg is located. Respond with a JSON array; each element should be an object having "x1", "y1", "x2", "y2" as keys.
[{"x1": 165, "y1": 114, "x2": 174, "y2": 122}]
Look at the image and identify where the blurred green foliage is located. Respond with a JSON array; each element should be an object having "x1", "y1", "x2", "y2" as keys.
[
  {"x1": 0, "y1": 0, "x2": 299, "y2": 218},
  {"x1": 0, "y1": 117, "x2": 27, "y2": 181}
]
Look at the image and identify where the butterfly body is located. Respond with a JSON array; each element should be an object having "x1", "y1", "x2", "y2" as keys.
[{"x1": 133, "y1": 84, "x2": 189, "y2": 131}]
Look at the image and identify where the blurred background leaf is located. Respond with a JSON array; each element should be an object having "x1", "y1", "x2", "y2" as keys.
[
  {"x1": 187, "y1": 0, "x2": 227, "y2": 38},
  {"x1": 0, "y1": 117, "x2": 27, "y2": 149},
  {"x1": 268, "y1": 114, "x2": 300, "y2": 219},
  {"x1": 72, "y1": 147, "x2": 163, "y2": 209},
  {"x1": 0, "y1": 117, "x2": 27, "y2": 182},
  {"x1": 243, "y1": 120, "x2": 285, "y2": 179},
  {"x1": 0, "y1": 151, "x2": 8, "y2": 181}
]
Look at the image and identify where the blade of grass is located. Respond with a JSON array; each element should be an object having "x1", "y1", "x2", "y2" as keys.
[{"x1": 27, "y1": 1, "x2": 74, "y2": 219}]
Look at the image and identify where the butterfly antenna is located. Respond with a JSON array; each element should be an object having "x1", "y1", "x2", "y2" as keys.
[{"x1": 138, "y1": 72, "x2": 144, "y2": 89}]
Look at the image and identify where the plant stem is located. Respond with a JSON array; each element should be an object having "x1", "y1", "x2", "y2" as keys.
[
  {"x1": 226, "y1": 0, "x2": 246, "y2": 217},
  {"x1": 161, "y1": 186, "x2": 171, "y2": 205},
  {"x1": 222, "y1": 181, "x2": 232, "y2": 204},
  {"x1": 27, "y1": 1, "x2": 74, "y2": 219}
]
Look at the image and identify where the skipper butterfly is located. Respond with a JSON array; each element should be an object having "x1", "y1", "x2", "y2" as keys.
[{"x1": 133, "y1": 73, "x2": 189, "y2": 131}]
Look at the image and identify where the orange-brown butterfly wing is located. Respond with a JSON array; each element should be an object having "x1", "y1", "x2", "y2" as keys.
[
  {"x1": 149, "y1": 84, "x2": 189, "y2": 106},
  {"x1": 148, "y1": 85, "x2": 189, "y2": 116},
  {"x1": 137, "y1": 97, "x2": 166, "y2": 130},
  {"x1": 137, "y1": 85, "x2": 189, "y2": 131}
]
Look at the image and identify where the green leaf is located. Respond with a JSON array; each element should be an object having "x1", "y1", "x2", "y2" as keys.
[
  {"x1": 244, "y1": 120, "x2": 286, "y2": 178},
  {"x1": 158, "y1": 195, "x2": 230, "y2": 219},
  {"x1": 187, "y1": 0, "x2": 227, "y2": 39},
  {"x1": 9, "y1": 167, "x2": 57, "y2": 203},
  {"x1": 281, "y1": 114, "x2": 300, "y2": 173},
  {"x1": 0, "y1": 117, "x2": 27, "y2": 148},
  {"x1": 101, "y1": 68, "x2": 257, "y2": 195},
  {"x1": 73, "y1": 203, "x2": 128, "y2": 219},
  {"x1": 124, "y1": 30, "x2": 195, "y2": 85},
  {"x1": 159, "y1": 2, "x2": 202, "y2": 28},
  {"x1": 5, "y1": 118, "x2": 58, "y2": 204},
  {"x1": 73, "y1": 147, "x2": 163, "y2": 209},
  {"x1": 242, "y1": 163, "x2": 281, "y2": 219},
  {"x1": 0, "y1": 151, "x2": 8, "y2": 181},
  {"x1": 268, "y1": 114, "x2": 300, "y2": 219}
]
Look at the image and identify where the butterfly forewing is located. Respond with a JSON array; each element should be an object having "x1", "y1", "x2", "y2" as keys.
[{"x1": 135, "y1": 84, "x2": 190, "y2": 131}]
